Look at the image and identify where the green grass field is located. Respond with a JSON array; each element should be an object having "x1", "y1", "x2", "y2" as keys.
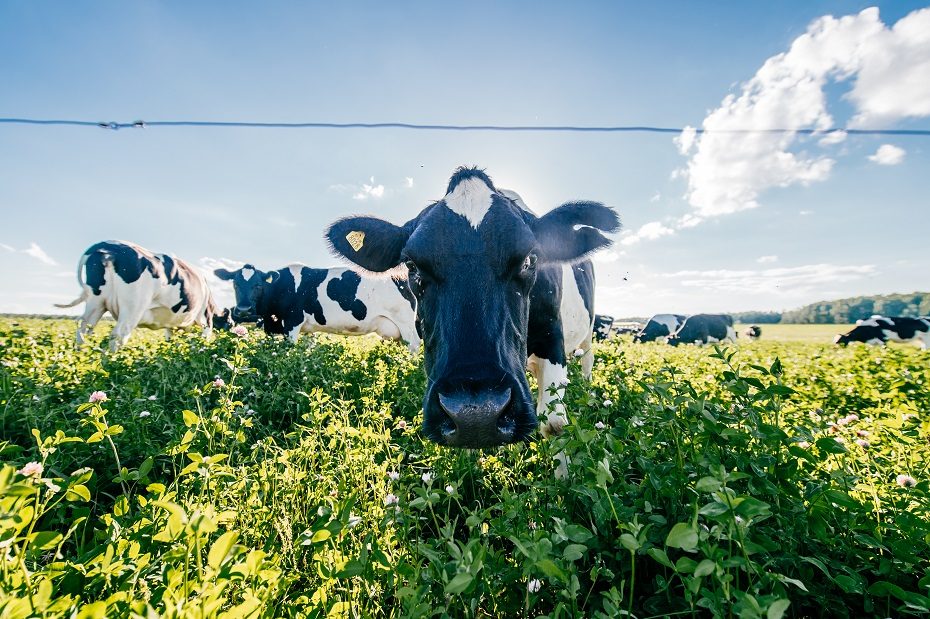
[
  {"x1": 1, "y1": 317, "x2": 928, "y2": 618},
  {"x1": 735, "y1": 323, "x2": 856, "y2": 342}
]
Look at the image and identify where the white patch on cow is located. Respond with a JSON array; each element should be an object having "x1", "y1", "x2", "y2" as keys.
[
  {"x1": 241, "y1": 267, "x2": 255, "y2": 281},
  {"x1": 288, "y1": 265, "x2": 304, "y2": 291},
  {"x1": 725, "y1": 326, "x2": 737, "y2": 342},
  {"x1": 531, "y1": 356, "x2": 568, "y2": 437},
  {"x1": 653, "y1": 314, "x2": 681, "y2": 339},
  {"x1": 445, "y1": 178, "x2": 494, "y2": 228},
  {"x1": 865, "y1": 337, "x2": 885, "y2": 346}
]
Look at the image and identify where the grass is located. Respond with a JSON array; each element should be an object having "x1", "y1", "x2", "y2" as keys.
[
  {"x1": 734, "y1": 323, "x2": 855, "y2": 343},
  {"x1": 1, "y1": 316, "x2": 929, "y2": 618}
]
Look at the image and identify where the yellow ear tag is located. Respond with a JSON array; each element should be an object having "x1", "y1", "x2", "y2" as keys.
[
  {"x1": 346, "y1": 230, "x2": 365, "y2": 252},
  {"x1": 265, "y1": 275, "x2": 274, "y2": 283}
]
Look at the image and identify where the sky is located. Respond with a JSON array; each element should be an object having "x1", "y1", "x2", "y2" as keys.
[{"x1": 1, "y1": 1, "x2": 928, "y2": 318}]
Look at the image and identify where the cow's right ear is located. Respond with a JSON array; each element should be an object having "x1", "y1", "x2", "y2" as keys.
[
  {"x1": 326, "y1": 216, "x2": 410, "y2": 273},
  {"x1": 264, "y1": 271, "x2": 279, "y2": 284},
  {"x1": 214, "y1": 268, "x2": 236, "y2": 281}
]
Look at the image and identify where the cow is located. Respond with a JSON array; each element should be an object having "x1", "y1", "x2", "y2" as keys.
[
  {"x1": 667, "y1": 314, "x2": 736, "y2": 346},
  {"x1": 744, "y1": 325, "x2": 762, "y2": 340},
  {"x1": 325, "y1": 166, "x2": 620, "y2": 448},
  {"x1": 213, "y1": 264, "x2": 420, "y2": 352},
  {"x1": 593, "y1": 314, "x2": 615, "y2": 341},
  {"x1": 634, "y1": 314, "x2": 688, "y2": 343},
  {"x1": 835, "y1": 316, "x2": 930, "y2": 349},
  {"x1": 55, "y1": 240, "x2": 217, "y2": 351}
]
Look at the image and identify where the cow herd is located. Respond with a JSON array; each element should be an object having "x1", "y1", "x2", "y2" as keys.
[{"x1": 54, "y1": 166, "x2": 928, "y2": 449}]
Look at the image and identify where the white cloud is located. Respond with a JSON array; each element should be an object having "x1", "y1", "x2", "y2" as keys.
[
  {"x1": 662, "y1": 263, "x2": 876, "y2": 295},
  {"x1": 22, "y1": 242, "x2": 57, "y2": 266},
  {"x1": 867, "y1": 144, "x2": 906, "y2": 165},
  {"x1": 269, "y1": 215, "x2": 297, "y2": 228},
  {"x1": 620, "y1": 221, "x2": 675, "y2": 246},
  {"x1": 799, "y1": 210, "x2": 814, "y2": 216},
  {"x1": 756, "y1": 255, "x2": 779, "y2": 264},
  {"x1": 649, "y1": 192, "x2": 661, "y2": 203},
  {"x1": 679, "y1": 7, "x2": 930, "y2": 218},
  {"x1": 592, "y1": 250, "x2": 624, "y2": 264},
  {"x1": 353, "y1": 177, "x2": 385, "y2": 201},
  {"x1": 0, "y1": 243, "x2": 15, "y2": 252},
  {"x1": 404, "y1": 177, "x2": 414, "y2": 188},
  {"x1": 818, "y1": 130, "x2": 847, "y2": 146}
]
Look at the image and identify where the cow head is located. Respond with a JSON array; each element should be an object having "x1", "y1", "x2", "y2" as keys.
[
  {"x1": 214, "y1": 265, "x2": 279, "y2": 323},
  {"x1": 326, "y1": 167, "x2": 619, "y2": 448}
]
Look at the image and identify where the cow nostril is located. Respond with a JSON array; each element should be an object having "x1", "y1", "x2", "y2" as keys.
[{"x1": 497, "y1": 412, "x2": 516, "y2": 437}]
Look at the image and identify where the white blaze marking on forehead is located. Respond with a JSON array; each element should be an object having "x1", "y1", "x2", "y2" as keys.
[
  {"x1": 289, "y1": 265, "x2": 303, "y2": 291},
  {"x1": 241, "y1": 267, "x2": 255, "y2": 281},
  {"x1": 444, "y1": 178, "x2": 495, "y2": 229}
]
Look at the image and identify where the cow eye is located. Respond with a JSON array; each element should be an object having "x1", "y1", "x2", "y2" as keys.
[
  {"x1": 404, "y1": 260, "x2": 418, "y2": 273},
  {"x1": 521, "y1": 253, "x2": 538, "y2": 273}
]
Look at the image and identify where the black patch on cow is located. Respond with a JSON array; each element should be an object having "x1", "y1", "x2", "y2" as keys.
[
  {"x1": 393, "y1": 277, "x2": 416, "y2": 312},
  {"x1": 593, "y1": 314, "x2": 614, "y2": 341},
  {"x1": 258, "y1": 267, "x2": 330, "y2": 335},
  {"x1": 886, "y1": 317, "x2": 930, "y2": 339},
  {"x1": 326, "y1": 270, "x2": 368, "y2": 321},
  {"x1": 838, "y1": 316, "x2": 929, "y2": 344},
  {"x1": 636, "y1": 314, "x2": 687, "y2": 342},
  {"x1": 82, "y1": 241, "x2": 160, "y2": 295},
  {"x1": 669, "y1": 314, "x2": 733, "y2": 346},
  {"x1": 159, "y1": 254, "x2": 192, "y2": 314},
  {"x1": 527, "y1": 264, "x2": 566, "y2": 365},
  {"x1": 572, "y1": 260, "x2": 595, "y2": 322}
]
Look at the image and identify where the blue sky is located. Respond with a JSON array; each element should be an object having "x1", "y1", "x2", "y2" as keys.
[{"x1": 1, "y1": 1, "x2": 928, "y2": 317}]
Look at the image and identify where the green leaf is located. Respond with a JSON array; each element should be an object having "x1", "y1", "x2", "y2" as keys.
[
  {"x1": 647, "y1": 547, "x2": 673, "y2": 568},
  {"x1": 814, "y1": 437, "x2": 847, "y2": 454},
  {"x1": 182, "y1": 409, "x2": 199, "y2": 427},
  {"x1": 336, "y1": 559, "x2": 365, "y2": 579},
  {"x1": 29, "y1": 531, "x2": 63, "y2": 551},
  {"x1": 66, "y1": 484, "x2": 91, "y2": 502},
  {"x1": 694, "y1": 559, "x2": 716, "y2": 577},
  {"x1": 310, "y1": 529, "x2": 331, "y2": 544},
  {"x1": 564, "y1": 524, "x2": 593, "y2": 544},
  {"x1": 695, "y1": 476, "x2": 721, "y2": 493},
  {"x1": 734, "y1": 497, "x2": 771, "y2": 519},
  {"x1": 563, "y1": 544, "x2": 587, "y2": 561},
  {"x1": 208, "y1": 530, "x2": 238, "y2": 569},
  {"x1": 665, "y1": 523, "x2": 698, "y2": 552},
  {"x1": 619, "y1": 533, "x2": 640, "y2": 552},
  {"x1": 535, "y1": 559, "x2": 566, "y2": 581},
  {"x1": 767, "y1": 599, "x2": 790, "y2": 619},
  {"x1": 445, "y1": 572, "x2": 474, "y2": 595}
]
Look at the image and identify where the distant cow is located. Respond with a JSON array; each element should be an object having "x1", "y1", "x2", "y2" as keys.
[
  {"x1": 744, "y1": 325, "x2": 762, "y2": 340},
  {"x1": 835, "y1": 316, "x2": 930, "y2": 349},
  {"x1": 325, "y1": 166, "x2": 619, "y2": 448},
  {"x1": 55, "y1": 240, "x2": 217, "y2": 351},
  {"x1": 635, "y1": 314, "x2": 688, "y2": 343},
  {"x1": 214, "y1": 264, "x2": 420, "y2": 351},
  {"x1": 593, "y1": 314, "x2": 615, "y2": 340},
  {"x1": 667, "y1": 314, "x2": 736, "y2": 346}
]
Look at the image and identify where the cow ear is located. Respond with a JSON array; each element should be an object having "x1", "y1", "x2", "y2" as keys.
[
  {"x1": 264, "y1": 271, "x2": 279, "y2": 284},
  {"x1": 326, "y1": 216, "x2": 410, "y2": 273},
  {"x1": 532, "y1": 201, "x2": 621, "y2": 263},
  {"x1": 214, "y1": 268, "x2": 236, "y2": 281}
]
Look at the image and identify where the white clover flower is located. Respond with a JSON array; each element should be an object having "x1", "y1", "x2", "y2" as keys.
[
  {"x1": 421, "y1": 472, "x2": 432, "y2": 484},
  {"x1": 347, "y1": 514, "x2": 361, "y2": 529},
  {"x1": 558, "y1": 377, "x2": 570, "y2": 387},
  {"x1": 148, "y1": 395, "x2": 157, "y2": 401},
  {"x1": 445, "y1": 485, "x2": 454, "y2": 495},
  {"x1": 528, "y1": 579, "x2": 542, "y2": 593},
  {"x1": 528, "y1": 520, "x2": 537, "y2": 530},
  {"x1": 44, "y1": 480, "x2": 61, "y2": 493},
  {"x1": 231, "y1": 325, "x2": 248, "y2": 337},
  {"x1": 573, "y1": 348, "x2": 584, "y2": 357},
  {"x1": 856, "y1": 430, "x2": 870, "y2": 437},
  {"x1": 88, "y1": 391, "x2": 108, "y2": 403},
  {"x1": 856, "y1": 439, "x2": 870, "y2": 448},
  {"x1": 32, "y1": 395, "x2": 40, "y2": 402},
  {"x1": 396, "y1": 419, "x2": 407, "y2": 430},
  {"x1": 896, "y1": 474, "x2": 917, "y2": 488},
  {"x1": 16, "y1": 462, "x2": 43, "y2": 478},
  {"x1": 594, "y1": 421, "x2": 606, "y2": 430},
  {"x1": 388, "y1": 470, "x2": 400, "y2": 481},
  {"x1": 603, "y1": 400, "x2": 613, "y2": 407},
  {"x1": 834, "y1": 437, "x2": 846, "y2": 444},
  {"x1": 212, "y1": 378, "x2": 225, "y2": 388},
  {"x1": 384, "y1": 493, "x2": 399, "y2": 506},
  {"x1": 797, "y1": 441, "x2": 810, "y2": 449},
  {"x1": 138, "y1": 411, "x2": 150, "y2": 418}
]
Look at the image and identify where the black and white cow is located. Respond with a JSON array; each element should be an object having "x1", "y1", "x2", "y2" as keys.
[
  {"x1": 744, "y1": 325, "x2": 762, "y2": 340},
  {"x1": 213, "y1": 264, "x2": 420, "y2": 351},
  {"x1": 593, "y1": 314, "x2": 615, "y2": 341},
  {"x1": 55, "y1": 240, "x2": 217, "y2": 351},
  {"x1": 667, "y1": 314, "x2": 736, "y2": 346},
  {"x1": 835, "y1": 316, "x2": 930, "y2": 349},
  {"x1": 634, "y1": 314, "x2": 688, "y2": 343},
  {"x1": 326, "y1": 167, "x2": 620, "y2": 448}
]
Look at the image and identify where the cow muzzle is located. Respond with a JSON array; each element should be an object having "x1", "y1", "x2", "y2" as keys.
[{"x1": 436, "y1": 387, "x2": 516, "y2": 448}]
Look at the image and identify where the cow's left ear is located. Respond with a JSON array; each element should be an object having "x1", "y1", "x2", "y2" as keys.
[
  {"x1": 264, "y1": 271, "x2": 279, "y2": 284},
  {"x1": 326, "y1": 216, "x2": 411, "y2": 273},
  {"x1": 532, "y1": 201, "x2": 621, "y2": 263}
]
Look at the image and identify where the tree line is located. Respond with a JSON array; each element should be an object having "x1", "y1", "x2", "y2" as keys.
[{"x1": 733, "y1": 291, "x2": 930, "y2": 324}]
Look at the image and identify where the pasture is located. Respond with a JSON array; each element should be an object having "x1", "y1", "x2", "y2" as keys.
[
  {"x1": 1, "y1": 317, "x2": 928, "y2": 618},
  {"x1": 734, "y1": 324, "x2": 856, "y2": 343}
]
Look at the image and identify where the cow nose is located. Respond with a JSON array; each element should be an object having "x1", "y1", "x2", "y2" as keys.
[{"x1": 438, "y1": 387, "x2": 514, "y2": 447}]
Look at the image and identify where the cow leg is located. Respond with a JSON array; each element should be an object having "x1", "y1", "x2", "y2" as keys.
[
  {"x1": 164, "y1": 329, "x2": 172, "y2": 341},
  {"x1": 76, "y1": 302, "x2": 106, "y2": 348},
  {"x1": 287, "y1": 323, "x2": 303, "y2": 344},
  {"x1": 109, "y1": 308, "x2": 146, "y2": 352},
  {"x1": 531, "y1": 355, "x2": 569, "y2": 438}
]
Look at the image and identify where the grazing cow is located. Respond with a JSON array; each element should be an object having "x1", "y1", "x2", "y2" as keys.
[
  {"x1": 55, "y1": 240, "x2": 217, "y2": 351},
  {"x1": 835, "y1": 316, "x2": 930, "y2": 349},
  {"x1": 667, "y1": 314, "x2": 736, "y2": 346},
  {"x1": 326, "y1": 166, "x2": 620, "y2": 448},
  {"x1": 593, "y1": 314, "x2": 615, "y2": 341},
  {"x1": 634, "y1": 314, "x2": 688, "y2": 343},
  {"x1": 744, "y1": 325, "x2": 762, "y2": 340},
  {"x1": 213, "y1": 264, "x2": 420, "y2": 352}
]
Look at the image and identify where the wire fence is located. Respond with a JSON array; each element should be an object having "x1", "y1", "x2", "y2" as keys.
[{"x1": 1, "y1": 117, "x2": 929, "y2": 135}]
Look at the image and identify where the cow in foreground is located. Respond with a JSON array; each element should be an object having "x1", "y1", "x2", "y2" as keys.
[
  {"x1": 214, "y1": 264, "x2": 420, "y2": 352},
  {"x1": 835, "y1": 316, "x2": 930, "y2": 349},
  {"x1": 635, "y1": 314, "x2": 688, "y2": 343},
  {"x1": 593, "y1": 314, "x2": 615, "y2": 341},
  {"x1": 326, "y1": 167, "x2": 620, "y2": 448},
  {"x1": 667, "y1": 314, "x2": 736, "y2": 346},
  {"x1": 55, "y1": 240, "x2": 217, "y2": 351}
]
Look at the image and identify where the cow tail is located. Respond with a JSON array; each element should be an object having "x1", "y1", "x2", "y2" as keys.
[{"x1": 53, "y1": 253, "x2": 92, "y2": 308}]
